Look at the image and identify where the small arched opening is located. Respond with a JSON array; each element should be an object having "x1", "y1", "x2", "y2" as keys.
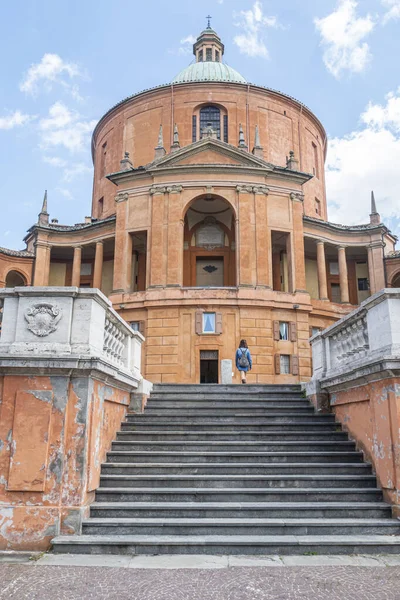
[
  {"x1": 183, "y1": 196, "x2": 236, "y2": 287},
  {"x1": 391, "y1": 272, "x2": 400, "y2": 288},
  {"x1": 5, "y1": 270, "x2": 27, "y2": 287}
]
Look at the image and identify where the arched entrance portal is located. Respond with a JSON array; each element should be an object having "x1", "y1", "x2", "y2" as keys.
[
  {"x1": 5, "y1": 270, "x2": 27, "y2": 287},
  {"x1": 183, "y1": 196, "x2": 236, "y2": 287}
]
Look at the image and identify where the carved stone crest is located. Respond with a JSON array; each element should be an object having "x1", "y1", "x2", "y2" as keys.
[{"x1": 24, "y1": 303, "x2": 62, "y2": 337}]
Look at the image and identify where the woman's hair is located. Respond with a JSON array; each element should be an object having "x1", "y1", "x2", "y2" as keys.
[{"x1": 239, "y1": 339, "x2": 248, "y2": 348}]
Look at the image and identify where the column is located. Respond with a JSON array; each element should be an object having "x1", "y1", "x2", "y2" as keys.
[
  {"x1": 71, "y1": 246, "x2": 82, "y2": 287},
  {"x1": 338, "y1": 246, "x2": 350, "y2": 303},
  {"x1": 237, "y1": 186, "x2": 256, "y2": 287},
  {"x1": 254, "y1": 187, "x2": 270, "y2": 287},
  {"x1": 33, "y1": 243, "x2": 51, "y2": 286},
  {"x1": 93, "y1": 241, "x2": 104, "y2": 290},
  {"x1": 367, "y1": 246, "x2": 376, "y2": 295},
  {"x1": 112, "y1": 192, "x2": 132, "y2": 292},
  {"x1": 166, "y1": 186, "x2": 183, "y2": 287},
  {"x1": 291, "y1": 194, "x2": 307, "y2": 292},
  {"x1": 149, "y1": 187, "x2": 167, "y2": 287},
  {"x1": 316, "y1": 241, "x2": 328, "y2": 300}
]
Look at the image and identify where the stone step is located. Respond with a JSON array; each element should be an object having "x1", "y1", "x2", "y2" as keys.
[
  {"x1": 121, "y1": 421, "x2": 339, "y2": 432},
  {"x1": 51, "y1": 534, "x2": 400, "y2": 555},
  {"x1": 90, "y1": 501, "x2": 392, "y2": 520},
  {"x1": 99, "y1": 474, "x2": 377, "y2": 489},
  {"x1": 148, "y1": 396, "x2": 306, "y2": 404},
  {"x1": 81, "y1": 517, "x2": 400, "y2": 537},
  {"x1": 126, "y1": 414, "x2": 336, "y2": 424},
  {"x1": 110, "y1": 440, "x2": 356, "y2": 453},
  {"x1": 133, "y1": 407, "x2": 316, "y2": 416},
  {"x1": 95, "y1": 487, "x2": 383, "y2": 503},
  {"x1": 106, "y1": 451, "x2": 365, "y2": 464},
  {"x1": 115, "y1": 430, "x2": 349, "y2": 442},
  {"x1": 101, "y1": 462, "x2": 372, "y2": 476},
  {"x1": 152, "y1": 384, "x2": 302, "y2": 394},
  {"x1": 147, "y1": 401, "x2": 310, "y2": 409}
]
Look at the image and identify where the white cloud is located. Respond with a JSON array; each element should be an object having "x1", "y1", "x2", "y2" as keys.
[
  {"x1": 169, "y1": 34, "x2": 196, "y2": 56},
  {"x1": 39, "y1": 101, "x2": 97, "y2": 153},
  {"x1": 20, "y1": 53, "x2": 82, "y2": 96},
  {"x1": 233, "y1": 0, "x2": 279, "y2": 59},
  {"x1": 56, "y1": 187, "x2": 74, "y2": 200},
  {"x1": 62, "y1": 163, "x2": 92, "y2": 182},
  {"x1": 382, "y1": 0, "x2": 400, "y2": 23},
  {"x1": 314, "y1": 0, "x2": 375, "y2": 78},
  {"x1": 0, "y1": 110, "x2": 33, "y2": 130},
  {"x1": 43, "y1": 156, "x2": 67, "y2": 167},
  {"x1": 325, "y1": 88, "x2": 400, "y2": 237}
]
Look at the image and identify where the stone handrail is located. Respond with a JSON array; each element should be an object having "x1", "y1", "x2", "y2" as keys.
[
  {"x1": 310, "y1": 289, "x2": 400, "y2": 382},
  {"x1": 0, "y1": 286, "x2": 144, "y2": 381}
]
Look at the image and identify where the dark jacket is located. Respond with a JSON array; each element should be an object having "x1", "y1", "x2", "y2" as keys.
[{"x1": 235, "y1": 347, "x2": 252, "y2": 372}]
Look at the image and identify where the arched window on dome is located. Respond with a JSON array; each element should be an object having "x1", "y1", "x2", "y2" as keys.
[{"x1": 193, "y1": 105, "x2": 228, "y2": 143}]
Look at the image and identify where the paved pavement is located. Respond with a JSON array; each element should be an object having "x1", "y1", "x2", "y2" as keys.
[{"x1": 1, "y1": 554, "x2": 400, "y2": 599}]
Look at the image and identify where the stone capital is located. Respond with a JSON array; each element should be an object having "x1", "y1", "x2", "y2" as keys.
[
  {"x1": 253, "y1": 185, "x2": 269, "y2": 195},
  {"x1": 115, "y1": 192, "x2": 129, "y2": 203},
  {"x1": 290, "y1": 192, "x2": 304, "y2": 202},
  {"x1": 149, "y1": 186, "x2": 167, "y2": 196},
  {"x1": 236, "y1": 185, "x2": 253, "y2": 194},
  {"x1": 166, "y1": 185, "x2": 183, "y2": 194}
]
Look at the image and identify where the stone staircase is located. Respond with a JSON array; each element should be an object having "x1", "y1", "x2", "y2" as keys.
[{"x1": 52, "y1": 384, "x2": 400, "y2": 555}]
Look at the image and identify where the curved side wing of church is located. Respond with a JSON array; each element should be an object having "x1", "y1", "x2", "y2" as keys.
[{"x1": 1, "y1": 24, "x2": 400, "y2": 384}]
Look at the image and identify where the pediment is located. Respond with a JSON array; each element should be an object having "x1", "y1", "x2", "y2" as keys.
[{"x1": 150, "y1": 139, "x2": 273, "y2": 171}]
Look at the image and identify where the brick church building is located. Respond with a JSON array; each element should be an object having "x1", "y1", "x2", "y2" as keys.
[{"x1": 1, "y1": 24, "x2": 399, "y2": 384}]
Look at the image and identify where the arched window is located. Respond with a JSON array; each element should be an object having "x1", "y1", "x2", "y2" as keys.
[
  {"x1": 5, "y1": 270, "x2": 27, "y2": 287},
  {"x1": 200, "y1": 105, "x2": 221, "y2": 139}
]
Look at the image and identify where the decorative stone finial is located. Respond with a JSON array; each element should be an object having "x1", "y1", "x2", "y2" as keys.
[
  {"x1": 120, "y1": 151, "x2": 134, "y2": 171},
  {"x1": 38, "y1": 190, "x2": 49, "y2": 225},
  {"x1": 171, "y1": 123, "x2": 180, "y2": 153},
  {"x1": 238, "y1": 124, "x2": 248, "y2": 150},
  {"x1": 286, "y1": 150, "x2": 299, "y2": 171},
  {"x1": 252, "y1": 125, "x2": 263, "y2": 158},
  {"x1": 370, "y1": 190, "x2": 381, "y2": 225},
  {"x1": 154, "y1": 125, "x2": 166, "y2": 160}
]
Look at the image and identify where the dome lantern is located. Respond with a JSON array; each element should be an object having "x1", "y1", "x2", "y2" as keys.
[{"x1": 193, "y1": 17, "x2": 225, "y2": 63}]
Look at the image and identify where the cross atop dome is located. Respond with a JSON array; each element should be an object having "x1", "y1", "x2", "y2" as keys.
[{"x1": 193, "y1": 20, "x2": 224, "y2": 63}]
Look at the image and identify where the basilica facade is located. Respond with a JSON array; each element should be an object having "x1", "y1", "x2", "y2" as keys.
[{"x1": 1, "y1": 25, "x2": 399, "y2": 384}]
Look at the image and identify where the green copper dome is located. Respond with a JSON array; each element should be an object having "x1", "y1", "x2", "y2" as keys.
[{"x1": 172, "y1": 61, "x2": 247, "y2": 85}]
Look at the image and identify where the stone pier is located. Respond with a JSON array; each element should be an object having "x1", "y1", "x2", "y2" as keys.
[{"x1": 0, "y1": 287, "x2": 150, "y2": 550}]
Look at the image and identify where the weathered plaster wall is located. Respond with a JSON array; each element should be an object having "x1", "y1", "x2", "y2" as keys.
[
  {"x1": 0, "y1": 374, "x2": 129, "y2": 550},
  {"x1": 331, "y1": 379, "x2": 400, "y2": 511}
]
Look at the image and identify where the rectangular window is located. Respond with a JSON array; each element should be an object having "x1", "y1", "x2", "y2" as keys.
[
  {"x1": 223, "y1": 114, "x2": 228, "y2": 142},
  {"x1": 280, "y1": 354, "x2": 290, "y2": 374},
  {"x1": 198, "y1": 49, "x2": 203, "y2": 62},
  {"x1": 312, "y1": 141, "x2": 319, "y2": 179},
  {"x1": 331, "y1": 283, "x2": 341, "y2": 303},
  {"x1": 329, "y1": 261, "x2": 339, "y2": 275},
  {"x1": 206, "y1": 48, "x2": 212, "y2": 61},
  {"x1": 192, "y1": 115, "x2": 197, "y2": 142},
  {"x1": 279, "y1": 322, "x2": 289, "y2": 341},
  {"x1": 202, "y1": 312, "x2": 216, "y2": 334},
  {"x1": 311, "y1": 326, "x2": 321, "y2": 336},
  {"x1": 130, "y1": 321, "x2": 140, "y2": 331},
  {"x1": 101, "y1": 142, "x2": 107, "y2": 176},
  {"x1": 80, "y1": 263, "x2": 92, "y2": 276},
  {"x1": 315, "y1": 198, "x2": 321, "y2": 215},
  {"x1": 98, "y1": 197, "x2": 104, "y2": 218},
  {"x1": 358, "y1": 278, "x2": 369, "y2": 291},
  {"x1": 215, "y1": 50, "x2": 220, "y2": 62}
]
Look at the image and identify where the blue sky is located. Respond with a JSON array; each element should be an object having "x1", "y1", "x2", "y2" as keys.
[{"x1": 1, "y1": 0, "x2": 400, "y2": 249}]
